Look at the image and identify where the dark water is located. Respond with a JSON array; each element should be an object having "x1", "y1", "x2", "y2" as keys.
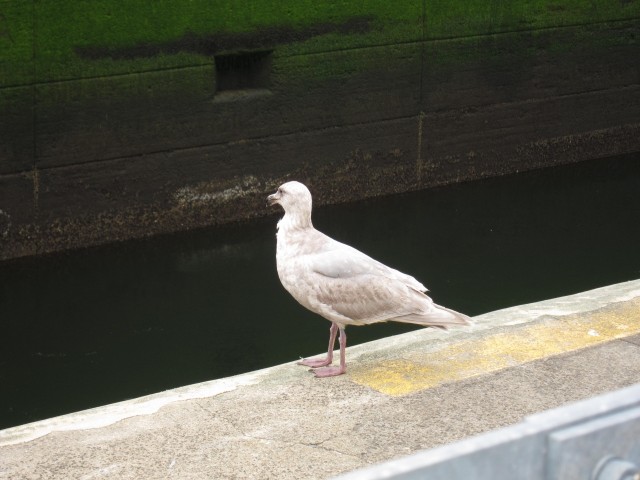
[{"x1": 1, "y1": 154, "x2": 639, "y2": 429}]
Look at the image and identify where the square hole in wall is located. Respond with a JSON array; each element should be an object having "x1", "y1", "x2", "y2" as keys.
[{"x1": 214, "y1": 50, "x2": 272, "y2": 95}]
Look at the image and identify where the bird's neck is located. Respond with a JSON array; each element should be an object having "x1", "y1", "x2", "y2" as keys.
[{"x1": 277, "y1": 211, "x2": 313, "y2": 232}]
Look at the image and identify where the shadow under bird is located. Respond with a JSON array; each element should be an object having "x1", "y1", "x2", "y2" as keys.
[{"x1": 267, "y1": 181, "x2": 471, "y2": 377}]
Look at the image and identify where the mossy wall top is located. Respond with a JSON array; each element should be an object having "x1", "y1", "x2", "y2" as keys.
[{"x1": 2, "y1": 1, "x2": 639, "y2": 87}]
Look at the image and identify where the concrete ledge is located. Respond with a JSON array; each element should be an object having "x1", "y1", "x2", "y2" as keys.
[{"x1": 1, "y1": 280, "x2": 639, "y2": 479}]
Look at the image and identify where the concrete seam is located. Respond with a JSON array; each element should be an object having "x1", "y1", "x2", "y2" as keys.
[
  {"x1": 417, "y1": 112, "x2": 425, "y2": 185},
  {"x1": 620, "y1": 337, "x2": 640, "y2": 347},
  {"x1": 29, "y1": 84, "x2": 640, "y2": 174},
  {"x1": 419, "y1": 16, "x2": 640, "y2": 44},
  {"x1": 31, "y1": 0, "x2": 42, "y2": 256},
  {"x1": 416, "y1": 0, "x2": 426, "y2": 186}
]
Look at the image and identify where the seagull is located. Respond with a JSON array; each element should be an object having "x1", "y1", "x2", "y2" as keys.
[{"x1": 267, "y1": 181, "x2": 471, "y2": 377}]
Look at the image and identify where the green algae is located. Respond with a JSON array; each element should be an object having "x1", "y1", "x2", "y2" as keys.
[
  {"x1": 425, "y1": 0, "x2": 640, "y2": 39},
  {"x1": 2, "y1": 1, "x2": 422, "y2": 85},
  {"x1": 1, "y1": 0, "x2": 638, "y2": 112}
]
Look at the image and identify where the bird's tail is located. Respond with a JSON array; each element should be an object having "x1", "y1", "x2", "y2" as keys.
[{"x1": 394, "y1": 303, "x2": 472, "y2": 330}]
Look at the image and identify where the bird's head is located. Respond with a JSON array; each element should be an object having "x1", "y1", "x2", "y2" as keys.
[{"x1": 267, "y1": 181, "x2": 313, "y2": 225}]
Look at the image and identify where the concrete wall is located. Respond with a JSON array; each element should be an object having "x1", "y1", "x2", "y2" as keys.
[{"x1": 1, "y1": 1, "x2": 639, "y2": 260}]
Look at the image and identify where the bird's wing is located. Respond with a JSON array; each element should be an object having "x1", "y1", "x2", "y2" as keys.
[
  {"x1": 309, "y1": 268, "x2": 468, "y2": 327},
  {"x1": 310, "y1": 272, "x2": 431, "y2": 325},
  {"x1": 307, "y1": 241, "x2": 428, "y2": 292}
]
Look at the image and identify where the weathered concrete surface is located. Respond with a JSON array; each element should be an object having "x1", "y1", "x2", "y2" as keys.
[{"x1": 1, "y1": 280, "x2": 639, "y2": 479}]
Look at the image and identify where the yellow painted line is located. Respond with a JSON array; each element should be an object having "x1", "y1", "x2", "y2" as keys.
[{"x1": 350, "y1": 297, "x2": 640, "y2": 396}]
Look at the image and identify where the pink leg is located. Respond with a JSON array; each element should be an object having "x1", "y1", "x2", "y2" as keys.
[
  {"x1": 313, "y1": 327, "x2": 347, "y2": 377},
  {"x1": 297, "y1": 322, "x2": 338, "y2": 368}
]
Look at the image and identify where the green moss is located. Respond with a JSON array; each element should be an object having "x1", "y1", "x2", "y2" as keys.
[
  {"x1": 423, "y1": 19, "x2": 638, "y2": 70},
  {"x1": 2, "y1": 0, "x2": 638, "y2": 87},
  {"x1": 425, "y1": 0, "x2": 640, "y2": 38},
  {"x1": 0, "y1": 1, "x2": 34, "y2": 86},
  {"x1": 4, "y1": 1, "x2": 422, "y2": 84}
]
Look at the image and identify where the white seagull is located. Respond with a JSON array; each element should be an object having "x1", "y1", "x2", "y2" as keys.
[{"x1": 267, "y1": 181, "x2": 471, "y2": 377}]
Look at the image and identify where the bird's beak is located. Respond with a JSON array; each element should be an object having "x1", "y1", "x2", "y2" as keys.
[{"x1": 266, "y1": 191, "x2": 280, "y2": 207}]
